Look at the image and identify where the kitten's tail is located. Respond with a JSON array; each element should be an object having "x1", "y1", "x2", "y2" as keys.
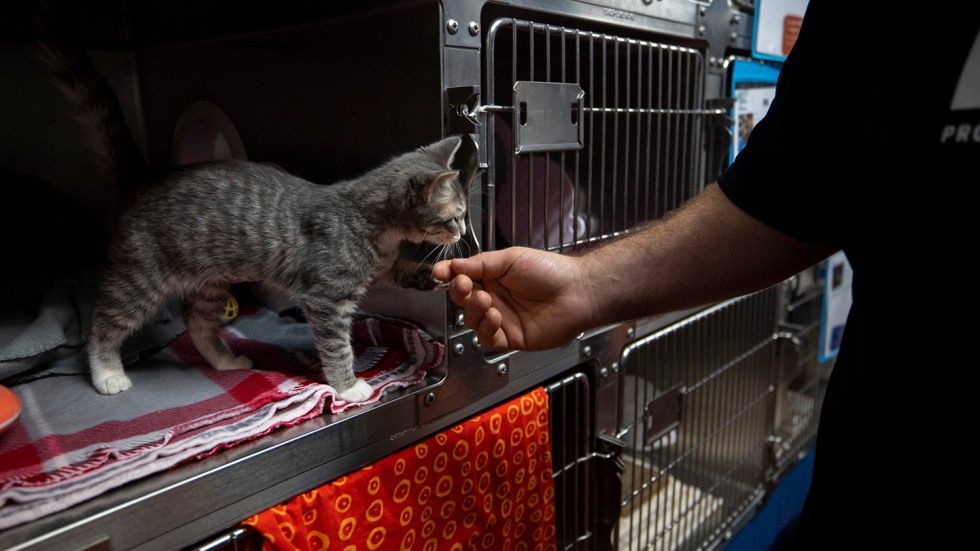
[{"x1": 34, "y1": 0, "x2": 147, "y2": 190}]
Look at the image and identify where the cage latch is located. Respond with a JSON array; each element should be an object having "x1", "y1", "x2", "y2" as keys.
[
  {"x1": 512, "y1": 81, "x2": 585, "y2": 153},
  {"x1": 705, "y1": 96, "x2": 735, "y2": 127},
  {"x1": 644, "y1": 385, "x2": 683, "y2": 449},
  {"x1": 447, "y1": 86, "x2": 483, "y2": 133}
]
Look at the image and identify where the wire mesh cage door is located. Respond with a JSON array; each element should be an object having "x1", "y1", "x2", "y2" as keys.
[
  {"x1": 616, "y1": 288, "x2": 780, "y2": 551},
  {"x1": 547, "y1": 371, "x2": 598, "y2": 550},
  {"x1": 484, "y1": 18, "x2": 710, "y2": 253}
]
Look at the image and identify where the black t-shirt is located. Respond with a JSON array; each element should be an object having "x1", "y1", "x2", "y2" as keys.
[{"x1": 718, "y1": 1, "x2": 979, "y2": 547}]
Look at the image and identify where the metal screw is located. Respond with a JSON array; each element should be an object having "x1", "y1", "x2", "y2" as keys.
[
  {"x1": 447, "y1": 19, "x2": 459, "y2": 34},
  {"x1": 698, "y1": 25, "x2": 706, "y2": 36},
  {"x1": 600, "y1": 367, "x2": 609, "y2": 378},
  {"x1": 582, "y1": 345, "x2": 592, "y2": 357},
  {"x1": 468, "y1": 22, "x2": 480, "y2": 36},
  {"x1": 611, "y1": 362, "x2": 620, "y2": 373},
  {"x1": 423, "y1": 392, "x2": 436, "y2": 405},
  {"x1": 456, "y1": 313, "x2": 465, "y2": 328},
  {"x1": 453, "y1": 343, "x2": 465, "y2": 356},
  {"x1": 626, "y1": 327, "x2": 635, "y2": 339},
  {"x1": 497, "y1": 363, "x2": 508, "y2": 376},
  {"x1": 731, "y1": 31, "x2": 738, "y2": 42},
  {"x1": 471, "y1": 336, "x2": 482, "y2": 349}
]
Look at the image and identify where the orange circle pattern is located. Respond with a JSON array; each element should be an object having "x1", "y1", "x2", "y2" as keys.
[{"x1": 242, "y1": 387, "x2": 555, "y2": 550}]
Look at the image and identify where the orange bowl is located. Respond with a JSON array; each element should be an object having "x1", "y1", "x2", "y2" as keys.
[{"x1": 0, "y1": 385, "x2": 21, "y2": 436}]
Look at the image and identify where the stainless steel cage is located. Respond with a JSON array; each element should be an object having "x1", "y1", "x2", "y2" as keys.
[
  {"x1": 482, "y1": 18, "x2": 711, "y2": 253},
  {"x1": 615, "y1": 288, "x2": 779, "y2": 550}
]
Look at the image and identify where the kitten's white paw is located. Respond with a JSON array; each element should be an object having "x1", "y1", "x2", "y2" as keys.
[
  {"x1": 338, "y1": 379, "x2": 373, "y2": 403},
  {"x1": 215, "y1": 355, "x2": 253, "y2": 371},
  {"x1": 94, "y1": 373, "x2": 133, "y2": 395},
  {"x1": 434, "y1": 279, "x2": 450, "y2": 291}
]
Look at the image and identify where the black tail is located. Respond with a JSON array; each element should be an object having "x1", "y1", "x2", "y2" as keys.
[{"x1": 34, "y1": 0, "x2": 147, "y2": 192}]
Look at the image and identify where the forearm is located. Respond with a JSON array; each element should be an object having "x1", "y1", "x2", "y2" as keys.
[{"x1": 576, "y1": 183, "x2": 836, "y2": 326}]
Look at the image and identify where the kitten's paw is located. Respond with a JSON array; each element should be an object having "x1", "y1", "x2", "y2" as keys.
[
  {"x1": 338, "y1": 379, "x2": 373, "y2": 403},
  {"x1": 94, "y1": 373, "x2": 133, "y2": 395},
  {"x1": 433, "y1": 278, "x2": 450, "y2": 291},
  {"x1": 215, "y1": 355, "x2": 253, "y2": 371}
]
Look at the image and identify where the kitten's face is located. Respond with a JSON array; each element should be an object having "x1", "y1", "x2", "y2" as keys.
[
  {"x1": 418, "y1": 178, "x2": 467, "y2": 245},
  {"x1": 399, "y1": 135, "x2": 478, "y2": 247}
]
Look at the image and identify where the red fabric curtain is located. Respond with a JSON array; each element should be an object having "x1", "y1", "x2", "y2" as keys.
[{"x1": 242, "y1": 386, "x2": 556, "y2": 550}]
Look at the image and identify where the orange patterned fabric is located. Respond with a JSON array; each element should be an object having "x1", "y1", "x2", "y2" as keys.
[{"x1": 242, "y1": 387, "x2": 556, "y2": 550}]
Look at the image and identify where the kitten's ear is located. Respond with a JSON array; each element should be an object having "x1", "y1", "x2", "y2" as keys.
[
  {"x1": 426, "y1": 134, "x2": 479, "y2": 191},
  {"x1": 410, "y1": 171, "x2": 458, "y2": 204},
  {"x1": 427, "y1": 171, "x2": 461, "y2": 199},
  {"x1": 447, "y1": 134, "x2": 479, "y2": 191}
]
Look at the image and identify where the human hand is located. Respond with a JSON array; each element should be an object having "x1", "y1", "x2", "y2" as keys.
[{"x1": 433, "y1": 247, "x2": 594, "y2": 351}]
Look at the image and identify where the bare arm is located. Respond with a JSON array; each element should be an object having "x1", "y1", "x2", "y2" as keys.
[{"x1": 433, "y1": 183, "x2": 836, "y2": 351}]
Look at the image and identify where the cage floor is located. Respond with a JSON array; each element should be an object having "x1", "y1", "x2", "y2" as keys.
[{"x1": 618, "y1": 454, "x2": 725, "y2": 550}]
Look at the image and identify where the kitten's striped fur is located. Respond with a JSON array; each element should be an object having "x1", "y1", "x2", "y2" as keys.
[{"x1": 37, "y1": 3, "x2": 477, "y2": 401}]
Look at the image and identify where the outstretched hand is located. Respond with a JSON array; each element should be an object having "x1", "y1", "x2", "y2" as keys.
[{"x1": 433, "y1": 247, "x2": 594, "y2": 352}]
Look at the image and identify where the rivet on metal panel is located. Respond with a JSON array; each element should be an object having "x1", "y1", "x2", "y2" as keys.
[
  {"x1": 453, "y1": 343, "x2": 465, "y2": 356},
  {"x1": 698, "y1": 25, "x2": 707, "y2": 36},
  {"x1": 582, "y1": 345, "x2": 592, "y2": 357},
  {"x1": 456, "y1": 313, "x2": 465, "y2": 328},
  {"x1": 423, "y1": 392, "x2": 436, "y2": 406},
  {"x1": 600, "y1": 367, "x2": 609, "y2": 378},
  {"x1": 497, "y1": 364, "x2": 508, "y2": 376},
  {"x1": 447, "y1": 19, "x2": 459, "y2": 35},
  {"x1": 626, "y1": 327, "x2": 635, "y2": 339},
  {"x1": 731, "y1": 31, "x2": 739, "y2": 42},
  {"x1": 611, "y1": 362, "x2": 620, "y2": 373},
  {"x1": 471, "y1": 336, "x2": 482, "y2": 350},
  {"x1": 468, "y1": 22, "x2": 480, "y2": 36}
]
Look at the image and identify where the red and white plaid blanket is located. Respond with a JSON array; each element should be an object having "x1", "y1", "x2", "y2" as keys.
[{"x1": 0, "y1": 307, "x2": 443, "y2": 531}]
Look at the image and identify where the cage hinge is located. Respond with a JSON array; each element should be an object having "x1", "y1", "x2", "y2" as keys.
[{"x1": 595, "y1": 433, "x2": 626, "y2": 546}]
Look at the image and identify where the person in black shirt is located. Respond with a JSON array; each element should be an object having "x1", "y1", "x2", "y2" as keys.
[{"x1": 435, "y1": 0, "x2": 980, "y2": 547}]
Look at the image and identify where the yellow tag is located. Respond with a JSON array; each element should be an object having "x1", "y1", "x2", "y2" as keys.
[{"x1": 221, "y1": 295, "x2": 239, "y2": 323}]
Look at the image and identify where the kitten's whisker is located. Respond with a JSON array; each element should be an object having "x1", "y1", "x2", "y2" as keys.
[
  {"x1": 441, "y1": 244, "x2": 455, "y2": 262},
  {"x1": 419, "y1": 243, "x2": 444, "y2": 267}
]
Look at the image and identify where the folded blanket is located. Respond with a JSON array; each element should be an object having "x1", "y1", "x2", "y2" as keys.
[
  {"x1": 0, "y1": 307, "x2": 443, "y2": 531},
  {"x1": 243, "y1": 386, "x2": 556, "y2": 550},
  {"x1": 1, "y1": 271, "x2": 186, "y2": 383}
]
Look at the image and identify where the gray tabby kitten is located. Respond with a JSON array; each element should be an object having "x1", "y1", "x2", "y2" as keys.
[{"x1": 37, "y1": 6, "x2": 476, "y2": 402}]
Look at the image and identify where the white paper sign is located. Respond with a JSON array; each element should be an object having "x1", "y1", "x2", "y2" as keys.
[
  {"x1": 820, "y1": 251, "x2": 852, "y2": 362},
  {"x1": 753, "y1": 0, "x2": 809, "y2": 61}
]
